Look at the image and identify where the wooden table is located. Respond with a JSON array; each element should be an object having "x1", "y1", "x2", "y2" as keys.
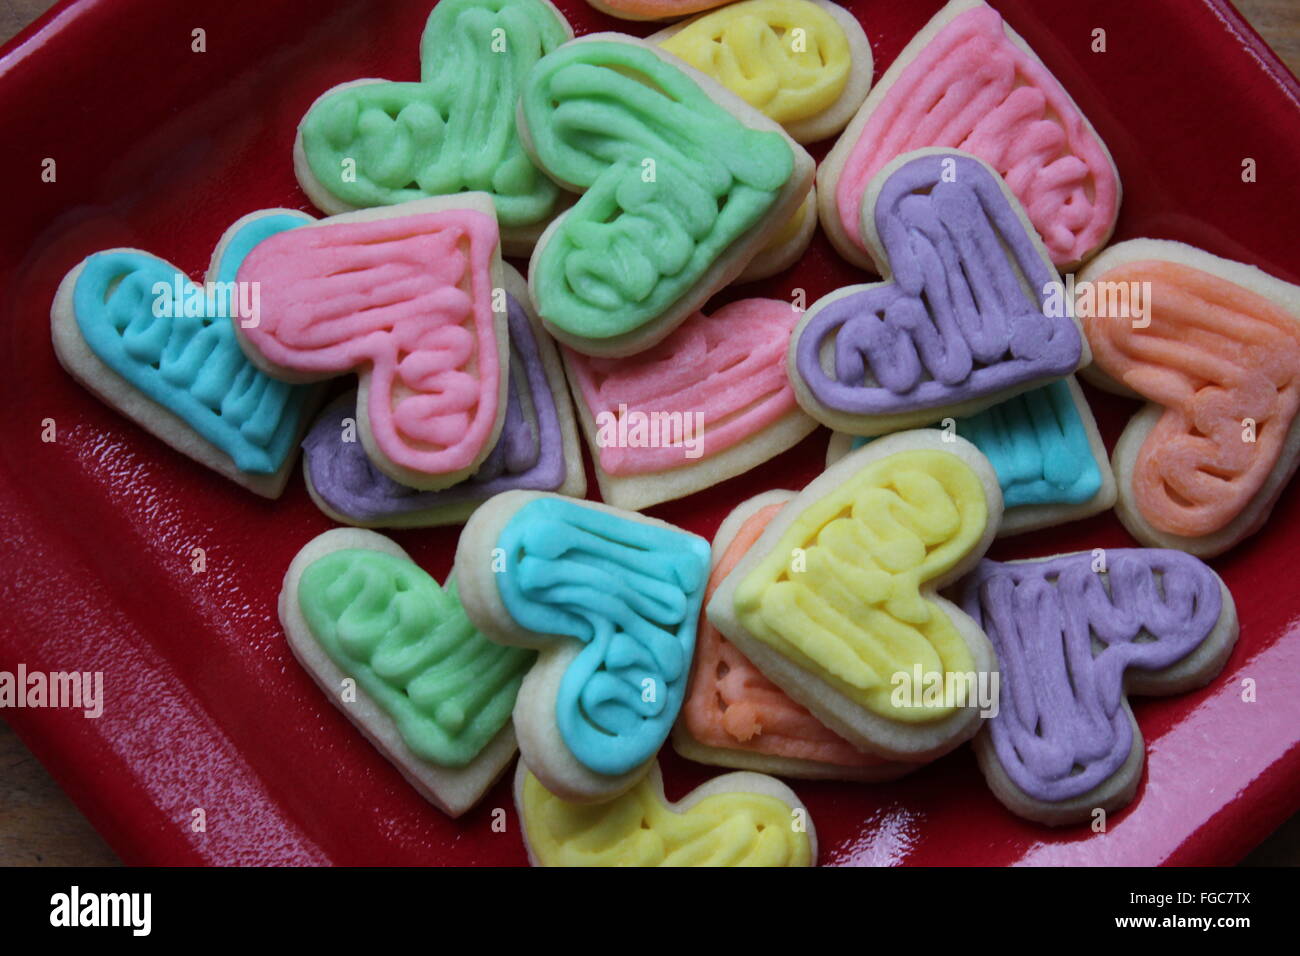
[{"x1": 2, "y1": 0, "x2": 1298, "y2": 867}]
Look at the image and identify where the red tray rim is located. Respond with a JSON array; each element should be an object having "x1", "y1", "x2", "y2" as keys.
[{"x1": 2, "y1": 0, "x2": 1299, "y2": 867}]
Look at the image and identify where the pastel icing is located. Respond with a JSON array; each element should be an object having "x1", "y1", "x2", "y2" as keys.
[
  {"x1": 520, "y1": 768, "x2": 812, "y2": 866},
  {"x1": 299, "y1": 0, "x2": 568, "y2": 228},
  {"x1": 297, "y1": 548, "x2": 534, "y2": 767},
  {"x1": 960, "y1": 550, "x2": 1224, "y2": 802},
  {"x1": 303, "y1": 295, "x2": 565, "y2": 521},
  {"x1": 683, "y1": 502, "x2": 888, "y2": 766},
  {"x1": 72, "y1": 214, "x2": 315, "y2": 474},
  {"x1": 658, "y1": 0, "x2": 851, "y2": 126},
  {"x1": 797, "y1": 152, "x2": 1081, "y2": 417},
  {"x1": 834, "y1": 4, "x2": 1117, "y2": 268},
  {"x1": 236, "y1": 208, "x2": 502, "y2": 477},
  {"x1": 733, "y1": 449, "x2": 987, "y2": 721},
  {"x1": 565, "y1": 298, "x2": 801, "y2": 475},
  {"x1": 1083, "y1": 260, "x2": 1300, "y2": 537},
  {"x1": 496, "y1": 498, "x2": 710, "y2": 775},
  {"x1": 847, "y1": 380, "x2": 1102, "y2": 509},
  {"x1": 521, "y1": 38, "x2": 796, "y2": 341}
]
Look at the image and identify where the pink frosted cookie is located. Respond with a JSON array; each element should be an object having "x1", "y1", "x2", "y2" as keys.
[
  {"x1": 235, "y1": 194, "x2": 508, "y2": 491},
  {"x1": 818, "y1": 0, "x2": 1119, "y2": 274},
  {"x1": 562, "y1": 297, "x2": 817, "y2": 511},
  {"x1": 301, "y1": 265, "x2": 587, "y2": 529}
]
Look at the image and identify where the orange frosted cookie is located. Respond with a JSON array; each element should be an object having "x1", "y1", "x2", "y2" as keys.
[
  {"x1": 675, "y1": 492, "x2": 914, "y2": 780},
  {"x1": 586, "y1": 0, "x2": 731, "y2": 21},
  {"x1": 1078, "y1": 239, "x2": 1300, "y2": 557}
]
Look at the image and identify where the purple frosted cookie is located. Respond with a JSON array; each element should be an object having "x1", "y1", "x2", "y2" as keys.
[
  {"x1": 959, "y1": 548, "x2": 1237, "y2": 826},
  {"x1": 788, "y1": 149, "x2": 1089, "y2": 436}
]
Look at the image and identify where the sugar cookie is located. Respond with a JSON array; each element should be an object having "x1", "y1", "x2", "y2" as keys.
[
  {"x1": 294, "y1": 0, "x2": 573, "y2": 255},
  {"x1": 562, "y1": 297, "x2": 817, "y2": 512},
  {"x1": 518, "y1": 33, "x2": 815, "y2": 356},
  {"x1": 959, "y1": 549, "x2": 1237, "y2": 825},
  {"x1": 818, "y1": 0, "x2": 1119, "y2": 273},
  {"x1": 650, "y1": 0, "x2": 872, "y2": 144},
  {"x1": 302, "y1": 266, "x2": 584, "y2": 527},
  {"x1": 280, "y1": 528, "x2": 534, "y2": 817},
  {"x1": 235, "y1": 194, "x2": 508, "y2": 492},
  {"x1": 516, "y1": 761, "x2": 815, "y2": 866},
  {"x1": 675, "y1": 491, "x2": 915, "y2": 781},
  {"x1": 50, "y1": 209, "x2": 323, "y2": 498},
  {"x1": 791, "y1": 149, "x2": 1088, "y2": 436},
  {"x1": 455, "y1": 491, "x2": 711, "y2": 802},
  {"x1": 708, "y1": 430, "x2": 1002, "y2": 762},
  {"x1": 1077, "y1": 239, "x2": 1300, "y2": 558},
  {"x1": 826, "y1": 377, "x2": 1115, "y2": 536}
]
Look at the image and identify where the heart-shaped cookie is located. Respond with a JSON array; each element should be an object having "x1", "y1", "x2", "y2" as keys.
[
  {"x1": 280, "y1": 528, "x2": 536, "y2": 817},
  {"x1": 515, "y1": 760, "x2": 815, "y2": 866},
  {"x1": 302, "y1": 266, "x2": 585, "y2": 527},
  {"x1": 708, "y1": 430, "x2": 1002, "y2": 761},
  {"x1": 455, "y1": 491, "x2": 711, "y2": 802},
  {"x1": 676, "y1": 491, "x2": 914, "y2": 781},
  {"x1": 827, "y1": 377, "x2": 1116, "y2": 536},
  {"x1": 1077, "y1": 239, "x2": 1300, "y2": 557},
  {"x1": 295, "y1": 0, "x2": 572, "y2": 254},
  {"x1": 819, "y1": 0, "x2": 1119, "y2": 273},
  {"x1": 518, "y1": 34, "x2": 814, "y2": 356},
  {"x1": 235, "y1": 194, "x2": 508, "y2": 491},
  {"x1": 50, "y1": 210, "x2": 322, "y2": 497},
  {"x1": 563, "y1": 297, "x2": 817, "y2": 511},
  {"x1": 651, "y1": 0, "x2": 872, "y2": 144},
  {"x1": 648, "y1": 0, "x2": 870, "y2": 279},
  {"x1": 790, "y1": 149, "x2": 1088, "y2": 436},
  {"x1": 959, "y1": 549, "x2": 1237, "y2": 825}
]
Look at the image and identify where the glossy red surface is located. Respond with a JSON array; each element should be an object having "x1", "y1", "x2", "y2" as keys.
[{"x1": 1, "y1": 0, "x2": 1298, "y2": 866}]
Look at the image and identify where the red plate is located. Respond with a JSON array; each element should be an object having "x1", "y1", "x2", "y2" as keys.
[{"x1": 2, "y1": 0, "x2": 1298, "y2": 866}]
